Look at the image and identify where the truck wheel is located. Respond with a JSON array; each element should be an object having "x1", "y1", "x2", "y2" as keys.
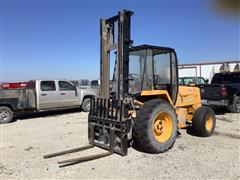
[
  {"x1": 133, "y1": 99, "x2": 178, "y2": 153},
  {"x1": 230, "y1": 96, "x2": 240, "y2": 113},
  {"x1": 0, "y1": 106, "x2": 13, "y2": 124},
  {"x1": 82, "y1": 98, "x2": 91, "y2": 112},
  {"x1": 192, "y1": 106, "x2": 216, "y2": 137}
]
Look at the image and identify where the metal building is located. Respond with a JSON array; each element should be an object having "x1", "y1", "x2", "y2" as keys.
[{"x1": 178, "y1": 60, "x2": 240, "y2": 81}]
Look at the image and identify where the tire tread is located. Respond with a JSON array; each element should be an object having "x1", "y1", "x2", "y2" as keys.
[{"x1": 133, "y1": 99, "x2": 178, "y2": 153}]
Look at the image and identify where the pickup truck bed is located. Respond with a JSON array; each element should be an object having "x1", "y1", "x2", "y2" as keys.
[{"x1": 0, "y1": 89, "x2": 36, "y2": 110}]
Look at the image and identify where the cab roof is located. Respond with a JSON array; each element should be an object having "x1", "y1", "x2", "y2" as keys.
[{"x1": 130, "y1": 44, "x2": 175, "y2": 51}]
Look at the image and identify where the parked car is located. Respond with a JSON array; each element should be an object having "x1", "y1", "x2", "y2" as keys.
[
  {"x1": 201, "y1": 71, "x2": 240, "y2": 113},
  {"x1": 179, "y1": 76, "x2": 208, "y2": 85},
  {"x1": 71, "y1": 79, "x2": 90, "y2": 89},
  {"x1": 0, "y1": 80, "x2": 98, "y2": 123},
  {"x1": 90, "y1": 80, "x2": 100, "y2": 88}
]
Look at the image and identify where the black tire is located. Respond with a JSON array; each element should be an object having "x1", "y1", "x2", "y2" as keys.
[
  {"x1": 133, "y1": 99, "x2": 178, "y2": 153},
  {"x1": 230, "y1": 96, "x2": 240, "y2": 113},
  {"x1": 192, "y1": 106, "x2": 216, "y2": 137},
  {"x1": 0, "y1": 106, "x2": 13, "y2": 124},
  {"x1": 82, "y1": 98, "x2": 91, "y2": 112}
]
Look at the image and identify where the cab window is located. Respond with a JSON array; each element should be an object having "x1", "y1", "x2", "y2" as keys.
[
  {"x1": 58, "y1": 81, "x2": 75, "y2": 91},
  {"x1": 40, "y1": 81, "x2": 56, "y2": 91},
  {"x1": 183, "y1": 78, "x2": 194, "y2": 85},
  {"x1": 153, "y1": 52, "x2": 171, "y2": 84},
  {"x1": 199, "y1": 78, "x2": 206, "y2": 84}
]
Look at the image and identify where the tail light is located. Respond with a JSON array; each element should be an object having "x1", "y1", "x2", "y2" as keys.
[
  {"x1": 0, "y1": 82, "x2": 27, "y2": 89},
  {"x1": 221, "y1": 84, "x2": 228, "y2": 97}
]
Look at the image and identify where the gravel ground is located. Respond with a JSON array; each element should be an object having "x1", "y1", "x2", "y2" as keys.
[{"x1": 0, "y1": 109, "x2": 240, "y2": 179}]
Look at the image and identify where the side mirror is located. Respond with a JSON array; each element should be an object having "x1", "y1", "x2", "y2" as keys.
[{"x1": 205, "y1": 79, "x2": 209, "y2": 84}]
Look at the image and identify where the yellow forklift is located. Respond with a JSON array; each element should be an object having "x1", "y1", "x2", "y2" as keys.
[{"x1": 44, "y1": 9, "x2": 215, "y2": 166}]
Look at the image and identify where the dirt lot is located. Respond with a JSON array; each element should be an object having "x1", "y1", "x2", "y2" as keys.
[{"x1": 0, "y1": 110, "x2": 240, "y2": 179}]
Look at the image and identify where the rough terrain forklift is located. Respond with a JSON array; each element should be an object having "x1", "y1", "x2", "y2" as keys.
[{"x1": 44, "y1": 9, "x2": 216, "y2": 166}]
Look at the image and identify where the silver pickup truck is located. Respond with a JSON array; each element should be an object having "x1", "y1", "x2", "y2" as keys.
[{"x1": 0, "y1": 80, "x2": 98, "y2": 124}]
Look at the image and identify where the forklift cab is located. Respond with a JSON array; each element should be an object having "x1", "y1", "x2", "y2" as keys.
[{"x1": 112, "y1": 45, "x2": 178, "y2": 104}]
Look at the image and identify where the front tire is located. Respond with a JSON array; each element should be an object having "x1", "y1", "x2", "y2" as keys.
[
  {"x1": 82, "y1": 98, "x2": 91, "y2": 112},
  {"x1": 0, "y1": 106, "x2": 13, "y2": 124},
  {"x1": 133, "y1": 99, "x2": 178, "y2": 153},
  {"x1": 192, "y1": 106, "x2": 216, "y2": 137}
]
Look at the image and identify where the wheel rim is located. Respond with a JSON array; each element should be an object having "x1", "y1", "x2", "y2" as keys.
[
  {"x1": 0, "y1": 111, "x2": 9, "y2": 121},
  {"x1": 205, "y1": 115, "x2": 213, "y2": 131},
  {"x1": 152, "y1": 112, "x2": 173, "y2": 143}
]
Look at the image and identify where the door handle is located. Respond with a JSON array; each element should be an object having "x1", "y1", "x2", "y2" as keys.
[
  {"x1": 60, "y1": 93, "x2": 66, "y2": 95},
  {"x1": 41, "y1": 93, "x2": 47, "y2": 96}
]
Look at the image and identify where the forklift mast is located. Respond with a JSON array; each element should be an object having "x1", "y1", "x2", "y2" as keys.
[
  {"x1": 100, "y1": 9, "x2": 133, "y2": 100},
  {"x1": 86, "y1": 10, "x2": 134, "y2": 156}
]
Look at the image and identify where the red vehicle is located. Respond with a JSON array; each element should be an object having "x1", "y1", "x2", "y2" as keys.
[{"x1": 0, "y1": 82, "x2": 33, "y2": 89}]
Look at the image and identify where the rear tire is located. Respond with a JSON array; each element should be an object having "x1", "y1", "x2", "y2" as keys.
[
  {"x1": 133, "y1": 99, "x2": 178, "y2": 153},
  {"x1": 192, "y1": 106, "x2": 216, "y2": 137},
  {"x1": 82, "y1": 98, "x2": 91, "y2": 112},
  {"x1": 0, "y1": 106, "x2": 13, "y2": 124},
  {"x1": 230, "y1": 96, "x2": 240, "y2": 113}
]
